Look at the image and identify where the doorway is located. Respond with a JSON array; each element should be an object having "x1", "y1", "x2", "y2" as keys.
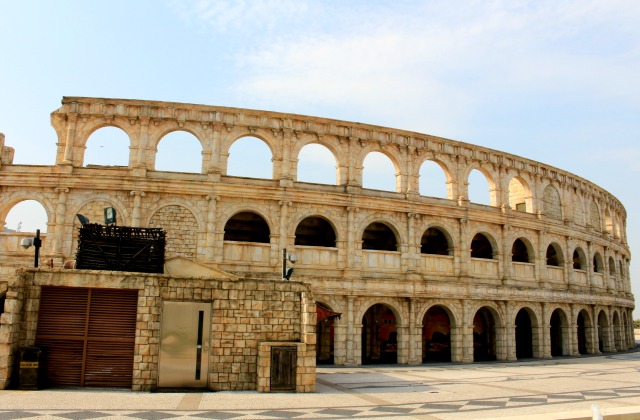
[{"x1": 158, "y1": 301, "x2": 211, "y2": 388}]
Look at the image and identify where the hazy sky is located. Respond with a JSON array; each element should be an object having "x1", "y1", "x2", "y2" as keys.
[{"x1": 1, "y1": 1, "x2": 639, "y2": 314}]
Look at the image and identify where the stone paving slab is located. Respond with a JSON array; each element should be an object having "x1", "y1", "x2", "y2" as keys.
[{"x1": 2, "y1": 352, "x2": 640, "y2": 419}]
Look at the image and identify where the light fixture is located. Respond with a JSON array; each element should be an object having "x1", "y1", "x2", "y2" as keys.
[
  {"x1": 20, "y1": 229, "x2": 42, "y2": 267},
  {"x1": 282, "y1": 248, "x2": 298, "y2": 280}
]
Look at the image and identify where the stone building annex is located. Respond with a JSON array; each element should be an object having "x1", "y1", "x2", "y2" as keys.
[{"x1": 0, "y1": 97, "x2": 635, "y2": 390}]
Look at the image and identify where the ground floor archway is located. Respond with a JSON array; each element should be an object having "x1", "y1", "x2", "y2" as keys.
[
  {"x1": 550, "y1": 309, "x2": 568, "y2": 357},
  {"x1": 422, "y1": 305, "x2": 451, "y2": 362},
  {"x1": 362, "y1": 304, "x2": 397, "y2": 364},
  {"x1": 515, "y1": 309, "x2": 533, "y2": 359},
  {"x1": 473, "y1": 307, "x2": 496, "y2": 362}
]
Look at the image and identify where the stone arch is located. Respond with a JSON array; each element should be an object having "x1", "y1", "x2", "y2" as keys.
[
  {"x1": 612, "y1": 310, "x2": 623, "y2": 351},
  {"x1": 223, "y1": 211, "x2": 271, "y2": 244},
  {"x1": 76, "y1": 121, "x2": 133, "y2": 167},
  {"x1": 511, "y1": 237, "x2": 534, "y2": 263},
  {"x1": 294, "y1": 215, "x2": 338, "y2": 247},
  {"x1": 292, "y1": 139, "x2": 343, "y2": 185},
  {"x1": 543, "y1": 184, "x2": 562, "y2": 220},
  {"x1": 418, "y1": 158, "x2": 452, "y2": 199},
  {"x1": 152, "y1": 129, "x2": 205, "y2": 173},
  {"x1": 70, "y1": 198, "x2": 131, "y2": 255},
  {"x1": 420, "y1": 226, "x2": 454, "y2": 256},
  {"x1": 608, "y1": 256, "x2": 616, "y2": 276},
  {"x1": 508, "y1": 175, "x2": 532, "y2": 213},
  {"x1": 472, "y1": 305, "x2": 501, "y2": 361},
  {"x1": 360, "y1": 219, "x2": 402, "y2": 252},
  {"x1": 422, "y1": 305, "x2": 454, "y2": 362},
  {"x1": 316, "y1": 300, "x2": 339, "y2": 365},
  {"x1": 361, "y1": 150, "x2": 401, "y2": 192},
  {"x1": 466, "y1": 166, "x2": 497, "y2": 206},
  {"x1": 545, "y1": 242, "x2": 564, "y2": 267},
  {"x1": 597, "y1": 309, "x2": 611, "y2": 352},
  {"x1": 0, "y1": 192, "x2": 56, "y2": 232},
  {"x1": 360, "y1": 300, "x2": 404, "y2": 365},
  {"x1": 576, "y1": 308, "x2": 594, "y2": 355},
  {"x1": 572, "y1": 247, "x2": 587, "y2": 270},
  {"x1": 514, "y1": 306, "x2": 539, "y2": 359},
  {"x1": 148, "y1": 204, "x2": 200, "y2": 259},
  {"x1": 470, "y1": 232, "x2": 498, "y2": 259},
  {"x1": 550, "y1": 307, "x2": 570, "y2": 357},
  {"x1": 604, "y1": 208, "x2": 614, "y2": 235},
  {"x1": 593, "y1": 252, "x2": 605, "y2": 273},
  {"x1": 224, "y1": 134, "x2": 275, "y2": 179},
  {"x1": 82, "y1": 125, "x2": 132, "y2": 167}
]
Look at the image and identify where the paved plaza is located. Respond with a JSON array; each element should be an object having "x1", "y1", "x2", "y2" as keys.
[{"x1": 2, "y1": 350, "x2": 640, "y2": 420}]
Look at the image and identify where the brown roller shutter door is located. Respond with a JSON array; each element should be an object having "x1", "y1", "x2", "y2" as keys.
[{"x1": 35, "y1": 286, "x2": 138, "y2": 388}]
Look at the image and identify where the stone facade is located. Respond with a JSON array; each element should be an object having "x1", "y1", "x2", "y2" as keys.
[
  {"x1": 0, "y1": 268, "x2": 315, "y2": 391},
  {"x1": 0, "y1": 97, "x2": 634, "y2": 384}
]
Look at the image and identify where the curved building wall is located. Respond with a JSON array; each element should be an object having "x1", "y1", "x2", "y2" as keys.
[{"x1": 0, "y1": 97, "x2": 634, "y2": 365}]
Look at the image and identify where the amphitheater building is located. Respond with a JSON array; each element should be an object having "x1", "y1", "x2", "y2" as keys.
[{"x1": 0, "y1": 97, "x2": 635, "y2": 390}]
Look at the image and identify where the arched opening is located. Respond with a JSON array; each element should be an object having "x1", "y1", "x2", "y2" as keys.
[
  {"x1": 608, "y1": 257, "x2": 616, "y2": 276},
  {"x1": 471, "y1": 233, "x2": 493, "y2": 259},
  {"x1": 83, "y1": 126, "x2": 130, "y2": 167},
  {"x1": 4, "y1": 200, "x2": 48, "y2": 233},
  {"x1": 0, "y1": 293, "x2": 5, "y2": 317},
  {"x1": 511, "y1": 238, "x2": 530, "y2": 263},
  {"x1": 515, "y1": 309, "x2": 533, "y2": 359},
  {"x1": 508, "y1": 177, "x2": 531, "y2": 212},
  {"x1": 420, "y1": 227, "x2": 451, "y2": 255},
  {"x1": 316, "y1": 302, "x2": 337, "y2": 365},
  {"x1": 473, "y1": 307, "x2": 496, "y2": 361},
  {"x1": 597, "y1": 310, "x2": 610, "y2": 353},
  {"x1": 550, "y1": 309, "x2": 567, "y2": 357},
  {"x1": 362, "y1": 222, "x2": 397, "y2": 251},
  {"x1": 593, "y1": 253, "x2": 604, "y2": 273},
  {"x1": 613, "y1": 312, "x2": 623, "y2": 351},
  {"x1": 223, "y1": 212, "x2": 270, "y2": 243},
  {"x1": 294, "y1": 216, "x2": 336, "y2": 247},
  {"x1": 577, "y1": 310, "x2": 591, "y2": 355},
  {"x1": 297, "y1": 143, "x2": 337, "y2": 185},
  {"x1": 155, "y1": 131, "x2": 203, "y2": 173},
  {"x1": 149, "y1": 205, "x2": 198, "y2": 259},
  {"x1": 573, "y1": 248, "x2": 586, "y2": 270},
  {"x1": 419, "y1": 160, "x2": 448, "y2": 198},
  {"x1": 227, "y1": 136, "x2": 272, "y2": 179},
  {"x1": 362, "y1": 304, "x2": 397, "y2": 365},
  {"x1": 422, "y1": 306, "x2": 451, "y2": 362},
  {"x1": 468, "y1": 169, "x2": 492, "y2": 206},
  {"x1": 362, "y1": 152, "x2": 397, "y2": 192},
  {"x1": 546, "y1": 243, "x2": 563, "y2": 267},
  {"x1": 590, "y1": 202, "x2": 602, "y2": 231}
]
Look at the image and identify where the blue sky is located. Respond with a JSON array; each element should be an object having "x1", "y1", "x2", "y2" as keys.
[{"x1": 1, "y1": 1, "x2": 639, "y2": 314}]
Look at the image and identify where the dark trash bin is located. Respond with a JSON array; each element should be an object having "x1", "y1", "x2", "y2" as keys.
[{"x1": 19, "y1": 346, "x2": 45, "y2": 390}]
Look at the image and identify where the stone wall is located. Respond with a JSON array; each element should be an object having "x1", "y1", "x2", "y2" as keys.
[{"x1": 0, "y1": 268, "x2": 316, "y2": 392}]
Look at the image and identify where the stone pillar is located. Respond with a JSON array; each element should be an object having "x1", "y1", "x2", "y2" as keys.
[
  {"x1": 457, "y1": 218, "x2": 469, "y2": 277},
  {"x1": 541, "y1": 303, "x2": 552, "y2": 358},
  {"x1": 278, "y1": 200, "x2": 292, "y2": 262},
  {"x1": 51, "y1": 187, "x2": 69, "y2": 260},
  {"x1": 345, "y1": 296, "x2": 356, "y2": 365},
  {"x1": 406, "y1": 298, "x2": 421, "y2": 364},
  {"x1": 61, "y1": 113, "x2": 78, "y2": 165},
  {"x1": 460, "y1": 301, "x2": 474, "y2": 363},
  {"x1": 130, "y1": 191, "x2": 146, "y2": 227},
  {"x1": 333, "y1": 322, "x2": 347, "y2": 365},
  {"x1": 346, "y1": 207, "x2": 360, "y2": 271},
  {"x1": 204, "y1": 195, "x2": 219, "y2": 262},
  {"x1": 278, "y1": 129, "x2": 293, "y2": 187},
  {"x1": 0, "y1": 272, "x2": 26, "y2": 389},
  {"x1": 135, "y1": 117, "x2": 150, "y2": 170}
]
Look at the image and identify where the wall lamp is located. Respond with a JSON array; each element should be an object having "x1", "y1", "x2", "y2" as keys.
[
  {"x1": 20, "y1": 229, "x2": 42, "y2": 268},
  {"x1": 282, "y1": 248, "x2": 298, "y2": 280}
]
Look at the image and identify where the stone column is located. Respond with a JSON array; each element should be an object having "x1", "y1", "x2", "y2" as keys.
[
  {"x1": 130, "y1": 191, "x2": 146, "y2": 227},
  {"x1": 345, "y1": 296, "x2": 356, "y2": 365},
  {"x1": 204, "y1": 195, "x2": 219, "y2": 262},
  {"x1": 62, "y1": 113, "x2": 78, "y2": 165},
  {"x1": 135, "y1": 117, "x2": 150, "y2": 170},
  {"x1": 51, "y1": 187, "x2": 69, "y2": 260},
  {"x1": 278, "y1": 129, "x2": 293, "y2": 187},
  {"x1": 460, "y1": 301, "x2": 474, "y2": 363},
  {"x1": 541, "y1": 302, "x2": 552, "y2": 358},
  {"x1": 346, "y1": 207, "x2": 360, "y2": 271}
]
